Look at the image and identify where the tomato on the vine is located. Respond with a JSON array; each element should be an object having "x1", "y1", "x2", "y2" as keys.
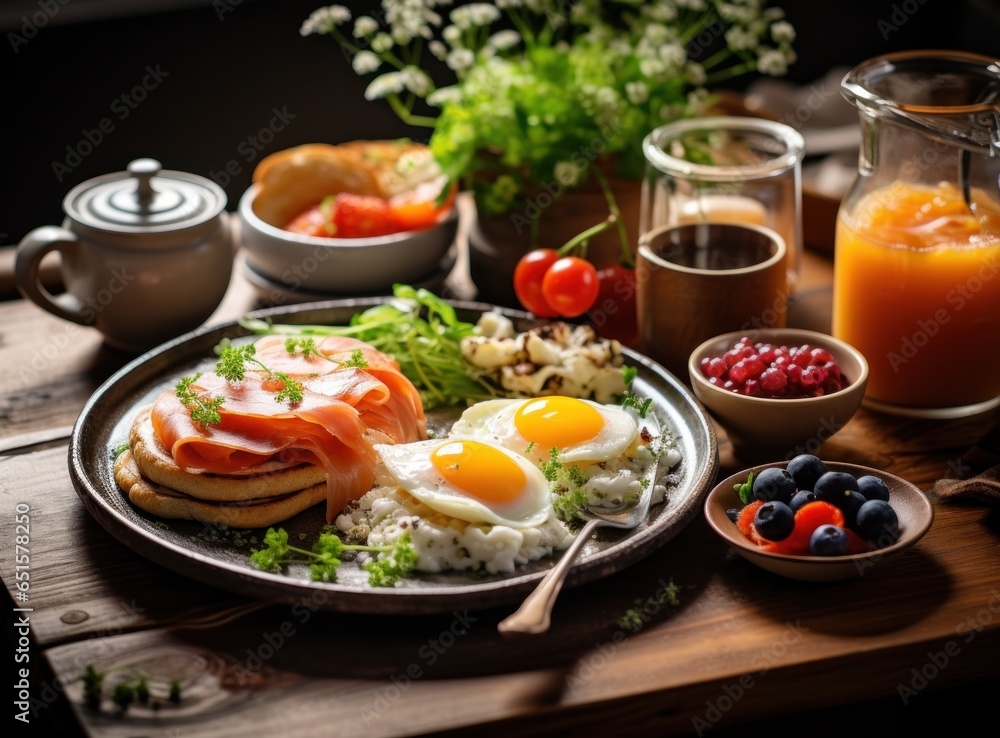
[
  {"x1": 513, "y1": 248, "x2": 561, "y2": 317},
  {"x1": 588, "y1": 264, "x2": 639, "y2": 347},
  {"x1": 541, "y1": 256, "x2": 600, "y2": 318}
]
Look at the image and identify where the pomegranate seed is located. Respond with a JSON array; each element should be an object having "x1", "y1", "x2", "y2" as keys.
[{"x1": 699, "y1": 339, "x2": 849, "y2": 398}]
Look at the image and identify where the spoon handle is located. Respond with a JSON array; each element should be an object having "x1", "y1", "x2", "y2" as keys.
[{"x1": 497, "y1": 518, "x2": 600, "y2": 636}]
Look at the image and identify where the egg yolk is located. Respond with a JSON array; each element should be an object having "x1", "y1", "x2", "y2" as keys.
[
  {"x1": 431, "y1": 440, "x2": 526, "y2": 504},
  {"x1": 513, "y1": 396, "x2": 605, "y2": 450}
]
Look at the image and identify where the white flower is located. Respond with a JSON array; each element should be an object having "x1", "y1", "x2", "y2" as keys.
[
  {"x1": 757, "y1": 48, "x2": 788, "y2": 76},
  {"x1": 370, "y1": 32, "x2": 394, "y2": 53},
  {"x1": 352, "y1": 50, "x2": 381, "y2": 75},
  {"x1": 676, "y1": 0, "x2": 708, "y2": 10},
  {"x1": 554, "y1": 161, "x2": 584, "y2": 187},
  {"x1": 659, "y1": 42, "x2": 687, "y2": 68},
  {"x1": 402, "y1": 66, "x2": 433, "y2": 96},
  {"x1": 429, "y1": 40, "x2": 448, "y2": 60},
  {"x1": 640, "y1": 57, "x2": 668, "y2": 78},
  {"x1": 446, "y1": 48, "x2": 475, "y2": 72},
  {"x1": 496, "y1": 0, "x2": 523, "y2": 7},
  {"x1": 725, "y1": 26, "x2": 757, "y2": 52},
  {"x1": 684, "y1": 62, "x2": 707, "y2": 85},
  {"x1": 427, "y1": 86, "x2": 463, "y2": 106},
  {"x1": 718, "y1": 3, "x2": 755, "y2": 24},
  {"x1": 300, "y1": 5, "x2": 351, "y2": 36},
  {"x1": 487, "y1": 30, "x2": 521, "y2": 51},
  {"x1": 644, "y1": 3, "x2": 678, "y2": 22},
  {"x1": 353, "y1": 15, "x2": 379, "y2": 38},
  {"x1": 364, "y1": 71, "x2": 406, "y2": 100},
  {"x1": 383, "y1": 0, "x2": 444, "y2": 45},
  {"x1": 442, "y1": 24, "x2": 462, "y2": 43},
  {"x1": 770, "y1": 20, "x2": 796, "y2": 44},
  {"x1": 450, "y1": 3, "x2": 501, "y2": 31},
  {"x1": 625, "y1": 81, "x2": 649, "y2": 105}
]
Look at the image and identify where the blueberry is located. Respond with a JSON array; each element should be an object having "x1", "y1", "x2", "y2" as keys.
[
  {"x1": 786, "y1": 454, "x2": 827, "y2": 491},
  {"x1": 754, "y1": 501, "x2": 795, "y2": 541},
  {"x1": 857, "y1": 475, "x2": 890, "y2": 503},
  {"x1": 855, "y1": 500, "x2": 899, "y2": 546},
  {"x1": 809, "y1": 524, "x2": 849, "y2": 556},
  {"x1": 813, "y1": 471, "x2": 860, "y2": 505},
  {"x1": 726, "y1": 508, "x2": 740, "y2": 523},
  {"x1": 789, "y1": 490, "x2": 817, "y2": 512},
  {"x1": 753, "y1": 467, "x2": 797, "y2": 504},
  {"x1": 839, "y1": 490, "x2": 867, "y2": 527}
]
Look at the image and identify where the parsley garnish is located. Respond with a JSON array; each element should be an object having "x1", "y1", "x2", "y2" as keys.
[
  {"x1": 540, "y1": 448, "x2": 592, "y2": 522},
  {"x1": 341, "y1": 348, "x2": 369, "y2": 369},
  {"x1": 618, "y1": 365, "x2": 652, "y2": 418},
  {"x1": 110, "y1": 442, "x2": 130, "y2": 459},
  {"x1": 175, "y1": 373, "x2": 225, "y2": 427},
  {"x1": 215, "y1": 341, "x2": 305, "y2": 406},
  {"x1": 250, "y1": 526, "x2": 419, "y2": 587},
  {"x1": 285, "y1": 336, "x2": 321, "y2": 358},
  {"x1": 616, "y1": 578, "x2": 682, "y2": 633},
  {"x1": 79, "y1": 663, "x2": 184, "y2": 714}
]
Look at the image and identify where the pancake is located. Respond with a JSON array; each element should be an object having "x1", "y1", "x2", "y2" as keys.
[
  {"x1": 128, "y1": 406, "x2": 327, "y2": 502},
  {"x1": 115, "y1": 450, "x2": 326, "y2": 528}
]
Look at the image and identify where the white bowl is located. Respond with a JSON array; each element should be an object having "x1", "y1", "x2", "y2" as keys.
[
  {"x1": 704, "y1": 461, "x2": 934, "y2": 581},
  {"x1": 237, "y1": 184, "x2": 459, "y2": 294}
]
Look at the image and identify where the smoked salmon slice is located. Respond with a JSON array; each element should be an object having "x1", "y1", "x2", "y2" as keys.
[{"x1": 150, "y1": 335, "x2": 426, "y2": 521}]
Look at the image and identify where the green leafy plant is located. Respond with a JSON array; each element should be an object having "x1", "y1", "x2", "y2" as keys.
[
  {"x1": 80, "y1": 663, "x2": 183, "y2": 714},
  {"x1": 302, "y1": 0, "x2": 795, "y2": 246}
]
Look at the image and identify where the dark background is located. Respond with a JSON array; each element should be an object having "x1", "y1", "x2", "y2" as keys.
[{"x1": 2, "y1": 0, "x2": 999, "y2": 250}]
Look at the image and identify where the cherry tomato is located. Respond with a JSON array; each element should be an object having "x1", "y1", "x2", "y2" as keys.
[
  {"x1": 541, "y1": 256, "x2": 600, "y2": 318},
  {"x1": 331, "y1": 193, "x2": 396, "y2": 237},
  {"x1": 588, "y1": 264, "x2": 639, "y2": 347},
  {"x1": 389, "y1": 177, "x2": 456, "y2": 232},
  {"x1": 513, "y1": 248, "x2": 561, "y2": 317}
]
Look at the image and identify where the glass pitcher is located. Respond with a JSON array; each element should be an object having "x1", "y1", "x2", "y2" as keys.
[{"x1": 832, "y1": 50, "x2": 1000, "y2": 418}]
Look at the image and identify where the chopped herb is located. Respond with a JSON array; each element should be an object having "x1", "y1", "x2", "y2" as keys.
[
  {"x1": 285, "y1": 336, "x2": 321, "y2": 358},
  {"x1": 79, "y1": 664, "x2": 183, "y2": 714},
  {"x1": 214, "y1": 340, "x2": 305, "y2": 406},
  {"x1": 250, "y1": 526, "x2": 419, "y2": 587},
  {"x1": 341, "y1": 348, "x2": 369, "y2": 369},
  {"x1": 616, "y1": 578, "x2": 682, "y2": 633},
  {"x1": 110, "y1": 442, "x2": 130, "y2": 459},
  {"x1": 175, "y1": 373, "x2": 225, "y2": 427},
  {"x1": 524, "y1": 441, "x2": 535, "y2": 454}
]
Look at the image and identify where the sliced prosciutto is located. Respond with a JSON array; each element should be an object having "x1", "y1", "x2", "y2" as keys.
[{"x1": 150, "y1": 336, "x2": 426, "y2": 521}]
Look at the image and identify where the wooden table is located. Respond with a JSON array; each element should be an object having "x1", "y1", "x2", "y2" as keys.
[{"x1": 2, "y1": 236, "x2": 999, "y2": 737}]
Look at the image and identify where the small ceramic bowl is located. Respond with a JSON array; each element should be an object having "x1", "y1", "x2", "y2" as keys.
[
  {"x1": 237, "y1": 183, "x2": 459, "y2": 294},
  {"x1": 688, "y1": 328, "x2": 869, "y2": 462},
  {"x1": 704, "y1": 460, "x2": 934, "y2": 581}
]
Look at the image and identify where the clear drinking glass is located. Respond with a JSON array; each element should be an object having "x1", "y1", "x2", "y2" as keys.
[{"x1": 640, "y1": 116, "x2": 805, "y2": 287}]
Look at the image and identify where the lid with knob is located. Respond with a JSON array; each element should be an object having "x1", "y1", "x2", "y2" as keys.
[{"x1": 63, "y1": 158, "x2": 227, "y2": 233}]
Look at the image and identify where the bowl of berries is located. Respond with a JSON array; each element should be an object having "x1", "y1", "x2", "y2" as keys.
[
  {"x1": 705, "y1": 455, "x2": 934, "y2": 581},
  {"x1": 688, "y1": 329, "x2": 869, "y2": 461}
]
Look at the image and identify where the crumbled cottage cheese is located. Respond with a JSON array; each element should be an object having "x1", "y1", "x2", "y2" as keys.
[{"x1": 460, "y1": 312, "x2": 628, "y2": 403}]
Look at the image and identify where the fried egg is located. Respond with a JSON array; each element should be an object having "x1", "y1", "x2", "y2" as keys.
[
  {"x1": 449, "y1": 396, "x2": 639, "y2": 464},
  {"x1": 374, "y1": 439, "x2": 553, "y2": 528}
]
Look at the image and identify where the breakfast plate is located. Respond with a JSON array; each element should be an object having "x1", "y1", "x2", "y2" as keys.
[{"x1": 69, "y1": 298, "x2": 718, "y2": 614}]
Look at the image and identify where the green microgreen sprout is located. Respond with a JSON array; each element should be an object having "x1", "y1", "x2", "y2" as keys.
[{"x1": 78, "y1": 664, "x2": 183, "y2": 714}]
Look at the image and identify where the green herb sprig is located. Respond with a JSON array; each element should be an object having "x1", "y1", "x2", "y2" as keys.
[
  {"x1": 80, "y1": 663, "x2": 183, "y2": 714},
  {"x1": 240, "y1": 284, "x2": 499, "y2": 410},
  {"x1": 250, "y1": 526, "x2": 418, "y2": 587},
  {"x1": 734, "y1": 471, "x2": 755, "y2": 505},
  {"x1": 215, "y1": 341, "x2": 305, "y2": 404},
  {"x1": 175, "y1": 373, "x2": 226, "y2": 427}
]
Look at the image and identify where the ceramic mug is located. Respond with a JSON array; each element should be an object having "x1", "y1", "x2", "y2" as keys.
[
  {"x1": 15, "y1": 159, "x2": 233, "y2": 353},
  {"x1": 636, "y1": 222, "x2": 788, "y2": 379}
]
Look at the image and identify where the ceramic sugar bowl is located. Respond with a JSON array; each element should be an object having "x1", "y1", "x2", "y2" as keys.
[{"x1": 16, "y1": 158, "x2": 233, "y2": 353}]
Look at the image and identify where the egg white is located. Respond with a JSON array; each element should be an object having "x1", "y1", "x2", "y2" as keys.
[
  {"x1": 374, "y1": 439, "x2": 554, "y2": 528},
  {"x1": 448, "y1": 397, "x2": 639, "y2": 464}
]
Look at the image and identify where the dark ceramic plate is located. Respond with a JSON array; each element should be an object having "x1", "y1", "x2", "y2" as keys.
[{"x1": 69, "y1": 299, "x2": 719, "y2": 614}]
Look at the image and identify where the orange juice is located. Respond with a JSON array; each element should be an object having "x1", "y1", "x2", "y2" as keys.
[{"x1": 832, "y1": 181, "x2": 1000, "y2": 411}]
